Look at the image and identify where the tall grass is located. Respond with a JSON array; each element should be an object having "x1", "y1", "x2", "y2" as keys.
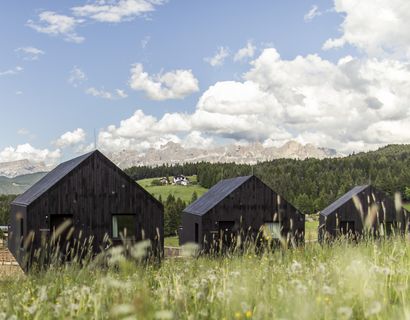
[{"x1": 1, "y1": 236, "x2": 410, "y2": 319}]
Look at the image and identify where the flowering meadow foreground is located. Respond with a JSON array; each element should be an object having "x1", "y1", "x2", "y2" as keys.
[{"x1": 1, "y1": 238, "x2": 410, "y2": 320}]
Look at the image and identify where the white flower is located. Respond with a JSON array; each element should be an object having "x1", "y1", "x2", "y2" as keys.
[
  {"x1": 322, "y1": 285, "x2": 336, "y2": 295},
  {"x1": 365, "y1": 301, "x2": 382, "y2": 317},
  {"x1": 291, "y1": 260, "x2": 302, "y2": 273},
  {"x1": 337, "y1": 306, "x2": 353, "y2": 319},
  {"x1": 155, "y1": 310, "x2": 174, "y2": 319}
]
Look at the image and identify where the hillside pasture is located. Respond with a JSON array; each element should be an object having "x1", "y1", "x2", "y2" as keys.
[{"x1": 137, "y1": 175, "x2": 208, "y2": 203}]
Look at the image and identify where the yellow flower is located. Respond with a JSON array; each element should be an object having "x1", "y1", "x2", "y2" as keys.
[
  {"x1": 235, "y1": 311, "x2": 242, "y2": 319},
  {"x1": 245, "y1": 310, "x2": 253, "y2": 318}
]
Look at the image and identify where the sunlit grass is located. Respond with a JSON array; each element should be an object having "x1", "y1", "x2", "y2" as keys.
[
  {"x1": 2, "y1": 236, "x2": 410, "y2": 319},
  {"x1": 137, "y1": 175, "x2": 208, "y2": 203},
  {"x1": 305, "y1": 215, "x2": 319, "y2": 241},
  {"x1": 164, "y1": 236, "x2": 179, "y2": 247}
]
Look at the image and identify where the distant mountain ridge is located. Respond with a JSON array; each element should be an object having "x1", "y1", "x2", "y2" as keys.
[
  {"x1": 0, "y1": 140, "x2": 339, "y2": 194},
  {"x1": 0, "y1": 172, "x2": 47, "y2": 195},
  {"x1": 108, "y1": 140, "x2": 340, "y2": 169},
  {"x1": 0, "y1": 159, "x2": 49, "y2": 179}
]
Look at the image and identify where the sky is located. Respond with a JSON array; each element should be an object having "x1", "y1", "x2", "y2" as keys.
[{"x1": 1, "y1": 0, "x2": 410, "y2": 164}]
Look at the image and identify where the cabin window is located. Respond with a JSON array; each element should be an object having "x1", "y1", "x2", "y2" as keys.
[
  {"x1": 194, "y1": 223, "x2": 199, "y2": 243},
  {"x1": 340, "y1": 221, "x2": 355, "y2": 235},
  {"x1": 112, "y1": 215, "x2": 136, "y2": 239},
  {"x1": 19, "y1": 218, "x2": 24, "y2": 249},
  {"x1": 385, "y1": 221, "x2": 394, "y2": 236},
  {"x1": 263, "y1": 222, "x2": 281, "y2": 239},
  {"x1": 20, "y1": 218, "x2": 24, "y2": 237}
]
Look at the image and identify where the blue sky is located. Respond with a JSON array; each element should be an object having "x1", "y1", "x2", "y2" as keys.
[{"x1": 1, "y1": 0, "x2": 409, "y2": 164}]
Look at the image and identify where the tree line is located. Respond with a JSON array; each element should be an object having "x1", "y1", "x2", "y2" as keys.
[
  {"x1": 125, "y1": 144, "x2": 410, "y2": 214},
  {"x1": 2, "y1": 144, "x2": 410, "y2": 231}
]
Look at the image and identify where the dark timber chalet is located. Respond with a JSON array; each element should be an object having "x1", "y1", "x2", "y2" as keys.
[
  {"x1": 8, "y1": 150, "x2": 163, "y2": 268},
  {"x1": 180, "y1": 175, "x2": 304, "y2": 249},
  {"x1": 318, "y1": 185, "x2": 408, "y2": 240}
]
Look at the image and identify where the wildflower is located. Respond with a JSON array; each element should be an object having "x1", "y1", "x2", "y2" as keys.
[
  {"x1": 155, "y1": 310, "x2": 174, "y2": 320},
  {"x1": 111, "y1": 304, "x2": 135, "y2": 317},
  {"x1": 245, "y1": 310, "x2": 253, "y2": 318},
  {"x1": 38, "y1": 286, "x2": 48, "y2": 302},
  {"x1": 365, "y1": 301, "x2": 382, "y2": 317},
  {"x1": 317, "y1": 263, "x2": 326, "y2": 273},
  {"x1": 322, "y1": 285, "x2": 336, "y2": 295},
  {"x1": 291, "y1": 260, "x2": 302, "y2": 273},
  {"x1": 217, "y1": 291, "x2": 224, "y2": 300},
  {"x1": 234, "y1": 312, "x2": 242, "y2": 319},
  {"x1": 26, "y1": 305, "x2": 37, "y2": 315},
  {"x1": 337, "y1": 306, "x2": 353, "y2": 319}
]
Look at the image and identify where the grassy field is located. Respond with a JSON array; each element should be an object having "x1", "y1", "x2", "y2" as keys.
[
  {"x1": 1, "y1": 237, "x2": 410, "y2": 319},
  {"x1": 137, "y1": 175, "x2": 208, "y2": 203},
  {"x1": 305, "y1": 215, "x2": 319, "y2": 241},
  {"x1": 164, "y1": 236, "x2": 179, "y2": 247}
]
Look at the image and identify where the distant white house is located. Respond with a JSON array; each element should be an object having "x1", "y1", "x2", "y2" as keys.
[{"x1": 173, "y1": 175, "x2": 190, "y2": 186}]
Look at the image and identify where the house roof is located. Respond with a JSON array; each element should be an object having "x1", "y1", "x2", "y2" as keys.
[
  {"x1": 320, "y1": 185, "x2": 369, "y2": 217},
  {"x1": 12, "y1": 151, "x2": 95, "y2": 206},
  {"x1": 183, "y1": 175, "x2": 253, "y2": 216}
]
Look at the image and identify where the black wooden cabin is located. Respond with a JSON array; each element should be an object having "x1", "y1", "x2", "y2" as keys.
[
  {"x1": 180, "y1": 175, "x2": 304, "y2": 249},
  {"x1": 8, "y1": 150, "x2": 163, "y2": 268},
  {"x1": 318, "y1": 185, "x2": 408, "y2": 241}
]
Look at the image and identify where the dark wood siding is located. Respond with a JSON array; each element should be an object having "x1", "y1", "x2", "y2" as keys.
[
  {"x1": 10, "y1": 151, "x2": 163, "y2": 268},
  {"x1": 182, "y1": 176, "x2": 304, "y2": 249},
  {"x1": 319, "y1": 185, "x2": 407, "y2": 240}
]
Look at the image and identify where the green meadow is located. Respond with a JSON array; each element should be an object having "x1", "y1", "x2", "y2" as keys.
[
  {"x1": 137, "y1": 176, "x2": 208, "y2": 203},
  {"x1": 2, "y1": 237, "x2": 410, "y2": 319}
]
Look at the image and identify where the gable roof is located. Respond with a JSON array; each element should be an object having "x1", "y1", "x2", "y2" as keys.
[
  {"x1": 12, "y1": 151, "x2": 95, "y2": 206},
  {"x1": 320, "y1": 185, "x2": 369, "y2": 217},
  {"x1": 183, "y1": 175, "x2": 253, "y2": 216}
]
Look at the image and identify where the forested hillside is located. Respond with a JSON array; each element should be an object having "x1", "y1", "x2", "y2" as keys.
[
  {"x1": 125, "y1": 144, "x2": 410, "y2": 214},
  {"x1": 0, "y1": 195, "x2": 16, "y2": 226}
]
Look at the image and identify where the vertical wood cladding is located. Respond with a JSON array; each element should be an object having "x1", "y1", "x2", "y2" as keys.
[
  {"x1": 9, "y1": 151, "x2": 163, "y2": 268},
  {"x1": 319, "y1": 185, "x2": 408, "y2": 240},
  {"x1": 181, "y1": 175, "x2": 304, "y2": 248}
]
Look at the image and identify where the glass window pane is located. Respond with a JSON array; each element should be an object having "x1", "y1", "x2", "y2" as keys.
[
  {"x1": 112, "y1": 215, "x2": 135, "y2": 238},
  {"x1": 263, "y1": 222, "x2": 281, "y2": 239}
]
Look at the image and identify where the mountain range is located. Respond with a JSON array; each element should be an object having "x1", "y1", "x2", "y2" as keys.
[
  {"x1": 108, "y1": 140, "x2": 340, "y2": 169},
  {"x1": 0, "y1": 141, "x2": 339, "y2": 194}
]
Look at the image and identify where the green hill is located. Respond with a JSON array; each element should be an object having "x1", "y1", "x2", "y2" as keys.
[
  {"x1": 0, "y1": 172, "x2": 47, "y2": 195},
  {"x1": 137, "y1": 176, "x2": 208, "y2": 203},
  {"x1": 126, "y1": 144, "x2": 410, "y2": 214}
]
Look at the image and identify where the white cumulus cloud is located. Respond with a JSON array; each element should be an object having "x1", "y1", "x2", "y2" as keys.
[
  {"x1": 0, "y1": 66, "x2": 23, "y2": 77},
  {"x1": 54, "y1": 128, "x2": 86, "y2": 148},
  {"x1": 72, "y1": 0, "x2": 166, "y2": 23},
  {"x1": 85, "y1": 87, "x2": 128, "y2": 100},
  {"x1": 27, "y1": 11, "x2": 84, "y2": 43},
  {"x1": 205, "y1": 46, "x2": 230, "y2": 67},
  {"x1": 68, "y1": 66, "x2": 87, "y2": 87},
  {"x1": 129, "y1": 63, "x2": 199, "y2": 100},
  {"x1": 323, "y1": 0, "x2": 410, "y2": 58},
  {"x1": 97, "y1": 46, "x2": 410, "y2": 154},
  {"x1": 0, "y1": 144, "x2": 61, "y2": 165},
  {"x1": 15, "y1": 47, "x2": 45, "y2": 60},
  {"x1": 234, "y1": 41, "x2": 256, "y2": 62},
  {"x1": 304, "y1": 5, "x2": 322, "y2": 22}
]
